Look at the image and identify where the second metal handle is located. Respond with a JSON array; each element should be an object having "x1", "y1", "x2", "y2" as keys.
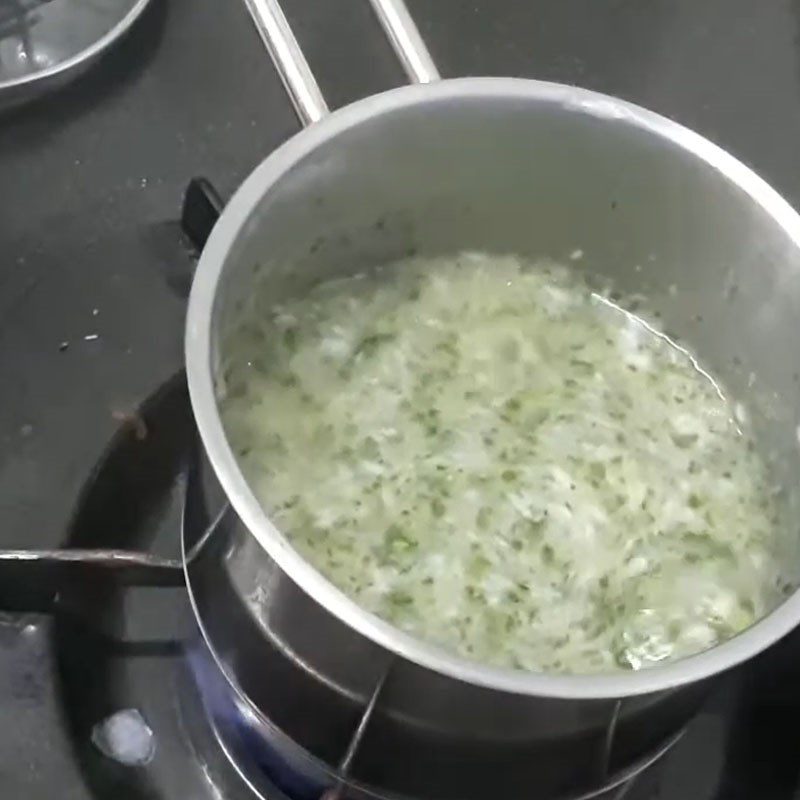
[
  {"x1": 369, "y1": 0, "x2": 440, "y2": 86},
  {"x1": 243, "y1": 0, "x2": 440, "y2": 128}
]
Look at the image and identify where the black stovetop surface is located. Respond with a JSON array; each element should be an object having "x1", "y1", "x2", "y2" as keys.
[{"x1": 4, "y1": 1, "x2": 800, "y2": 798}]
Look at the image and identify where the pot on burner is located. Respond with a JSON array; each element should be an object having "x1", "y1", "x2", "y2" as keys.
[{"x1": 186, "y1": 5, "x2": 800, "y2": 795}]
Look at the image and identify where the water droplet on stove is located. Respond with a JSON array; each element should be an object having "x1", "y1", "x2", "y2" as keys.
[{"x1": 91, "y1": 709, "x2": 155, "y2": 766}]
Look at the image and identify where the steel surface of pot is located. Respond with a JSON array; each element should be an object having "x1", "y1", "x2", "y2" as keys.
[{"x1": 184, "y1": 1, "x2": 800, "y2": 797}]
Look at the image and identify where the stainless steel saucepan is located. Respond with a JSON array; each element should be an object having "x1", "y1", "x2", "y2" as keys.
[{"x1": 186, "y1": 0, "x2": 800, "y2": 785}]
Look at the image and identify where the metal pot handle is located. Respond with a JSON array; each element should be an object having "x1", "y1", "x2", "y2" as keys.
[{"x1": 243, "y1": 0, "x2": 440, "y2": 127}]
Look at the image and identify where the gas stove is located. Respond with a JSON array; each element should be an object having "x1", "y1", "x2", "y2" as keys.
[{"x1": 4, "y1": 1, "x2": 800, "y2": 798}]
